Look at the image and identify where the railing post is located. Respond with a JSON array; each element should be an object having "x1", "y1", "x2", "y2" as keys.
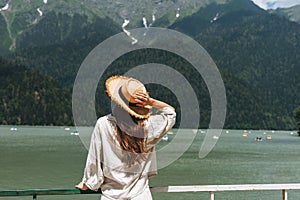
[
  {"x1": 209, "y1": 191, "x2": 214, "y2": 200},
  {"x1": 33, "y1": 194, "x2": 37, "y2": 200},
  {"x1": 282, "y1": 189, "x2": 287, "y2": 200}
]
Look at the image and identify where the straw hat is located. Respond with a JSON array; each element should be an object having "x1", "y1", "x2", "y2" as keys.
[{"x1": 106, "y1": 76, "x2": 151, "y2": 119}]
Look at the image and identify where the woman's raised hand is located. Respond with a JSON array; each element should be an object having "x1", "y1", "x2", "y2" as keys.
[
  {"x1": 132, "y1": 91, "x2": 153, "y2": 109},
  {"x1": 132, "y1": 91, "x2": 174, "y2": 110}
]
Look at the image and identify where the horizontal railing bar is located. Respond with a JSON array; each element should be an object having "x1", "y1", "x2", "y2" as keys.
[
  {"x1": 0, "y1": 188, "x2": 101, "y2": 197},
  {"x1": 150, "y1": 184, "x2": 300, "y2": 193},
  {"x1": 1, "y1": 184, "x2": 300, "y2": 197}
]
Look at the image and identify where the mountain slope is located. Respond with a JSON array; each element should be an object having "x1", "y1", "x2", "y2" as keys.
[
  {"x1": 0, "y1": 0, "x2": 232, "y2": 54},
  {"x1": 13, "y1": 12, "x2": 120, "y2": 85},
  {"x1": 271, "y1": 5, "x2": 300, "y2": 24},
  {"x1": 0, "y1": 58, "x2": 72, "y2": 125},
  {"x1": 170, "y1": 0, "x2": 263, "y2": 35},
  {"x1": 0, "y1": 0, "x2": 299, "y2": 129},
  {"x1": 197, "y1": 10, "x2": 300, "y2": 114},
  {"x1": 170, "y1": 0, "x2": 299, "y2": 129},
  {"x1": 0, "y1": 14, "x2": 10, "y2": 55}
]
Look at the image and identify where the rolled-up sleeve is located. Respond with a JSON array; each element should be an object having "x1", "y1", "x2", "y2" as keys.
[
  {"x1": 147, "y1": 107, "x2": 176, "y2": 145},
  {"x1": 82, "y1": 120, "x2": 104, "y2": 191}
]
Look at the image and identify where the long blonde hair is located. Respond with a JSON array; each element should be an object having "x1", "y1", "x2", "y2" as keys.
[{"x1": 112, "y1": 105, "x2": 150, "y2": 167}]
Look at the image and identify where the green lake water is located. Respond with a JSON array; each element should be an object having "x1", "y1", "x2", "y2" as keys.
[{"x1": 0, "y1": 126, "x2": 299, "y2": 200}]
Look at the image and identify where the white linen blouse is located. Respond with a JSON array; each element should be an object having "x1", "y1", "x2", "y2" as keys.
[{"x1": 81, "y1": 107, "x2": 176, "y2": 200}]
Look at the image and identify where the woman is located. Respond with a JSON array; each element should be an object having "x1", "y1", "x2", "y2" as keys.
[{"x1": 76, "y1": 76, "x2": 176, "y2": 200}]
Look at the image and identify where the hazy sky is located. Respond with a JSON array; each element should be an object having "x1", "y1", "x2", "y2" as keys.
[{"x1": 251, "y1": 0, "x2": 300, "y2": 10}]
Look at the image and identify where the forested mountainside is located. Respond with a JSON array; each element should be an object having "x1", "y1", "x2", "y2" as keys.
[
  {"x1": 171, "y1": 0, "x2": 300, "y2": 129},
  {"x1": 271, "y1": 5, "x2": 300, "y2": 24},
  {"x1": 0, "y1": 58, "x2": 72, "y2": 125},
  {"x1": 0, "y1": 0, "x2": 299, "y2": 129}
]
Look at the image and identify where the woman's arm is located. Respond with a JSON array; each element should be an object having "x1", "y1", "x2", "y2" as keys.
[
  {"x1": 133, "y1": 91, "x2": 175, "y2": 110},
  {"x1": 150, "y1": 98, "x2": 175, "y2": 110},
  {"x1": 75, "y1": 119, "x2": 104, "y2": 191}
]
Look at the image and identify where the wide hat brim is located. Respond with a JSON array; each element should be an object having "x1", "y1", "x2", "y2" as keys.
[{"x1": 105, "y1": 76, "x2": 151, "y2": 119}]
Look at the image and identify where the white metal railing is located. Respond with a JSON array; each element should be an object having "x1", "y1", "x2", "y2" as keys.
[
  {"x1": 150, "y1": 184, "x2": 300, "y2": 200},
  {"x1": 1, "y1": 184, "x2": 300, "y2": 199}
]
